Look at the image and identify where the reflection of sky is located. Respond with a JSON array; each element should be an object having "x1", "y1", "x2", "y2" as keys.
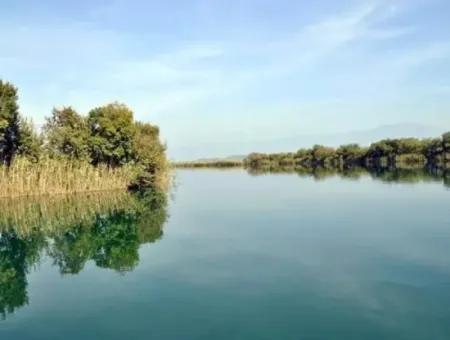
[
  {"x1": 1, "y1": 1, "x2": 450, "y2": 159},
  {"x1": 7, "y1": 169, "x2": 450, "y2": 339},
  {"x1": 153, "y1": 169, "x2": 450, "y2": 337}
]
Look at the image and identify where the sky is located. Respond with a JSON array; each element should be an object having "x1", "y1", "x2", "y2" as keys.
[{"x1": 0, "y1": 0, "x2": 449, "y2": 160}]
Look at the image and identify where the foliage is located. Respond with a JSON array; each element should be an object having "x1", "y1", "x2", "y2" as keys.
[
  {"x1": 244, "y1": 132, "x2": 450, "y2": 170},
  {"x1": 17, "y1": 118, "x2": 43, "y2": 162},
  {"x1": 337, "y1": 144, "x2": 367, "y2": 164},
  {"x1": 44, "y1": 107, "x2": 90, "y2": 161},
  {"x1": 443, "y1": 132, "x2": 450, "y2": 151},
  {"x1": 88, "y1": 103, "x2": 135, "y2": 167},
  {"x1": 0, "y1": 80, "x2": 168, "y2": 194},
  {"x1": 0, "y1": 80, "x2": 20, "y2": 165},
  {"x1": 130, "y1": 122, "x2": 168, "y2": 190}
]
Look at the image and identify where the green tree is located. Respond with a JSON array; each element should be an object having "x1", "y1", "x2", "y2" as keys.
[
  {"x1": 367, "y1": 140, "x2": 395, "y2": 160},
  {"x1": 88, "y1": 103, "x2": 135, "y2": 167},
  {"x1": 0, "y1": 80, "x2": 20, "y2": 165},
  {"x1": 44, "y1": 107, "x2": 90, "y2": 161},
  {"x1": 312, "y1": 145, "x2": 337, "y2": 166},
  {"x1": 443, "y1": 132, "x2": 450, "y2": 152},
  {"x1": 337, "y1": 144, "x2": 366, "y2": 165},
  {"x1": 130, "y1": 122, "x2": 167, "y2": 189},
  {"x1": 17, "y1": 118, "x2": 43, "y2": 162},
  {"x1": 396, "y1": 138, "x2": 423, "y2": 154}
]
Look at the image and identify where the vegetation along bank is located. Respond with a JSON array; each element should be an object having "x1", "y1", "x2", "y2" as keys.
[
  {"x1": 244, "y1": 133, "x2": 450, "y2": 170},
  {"x1": 0, "y1": 79, "x2": 167, "y2": 197}
]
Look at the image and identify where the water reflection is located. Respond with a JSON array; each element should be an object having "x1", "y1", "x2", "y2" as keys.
[
  {"x1": 246, "y1": 166, "x2": 450, "y2": 187},
  {"x1": 0, "y1": 191, "x2": 168, "y2": 319}
]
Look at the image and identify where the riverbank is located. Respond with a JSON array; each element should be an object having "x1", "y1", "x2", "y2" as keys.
[
  {"x1": 0, "y1": 80, "x2": 168, "y2": 197},
  {"x1": 173, "y1": 160, "x2": 243, "y2": 168},
  {"x1": 244, "y1": 133, "x2": 450, "y2": 171}
]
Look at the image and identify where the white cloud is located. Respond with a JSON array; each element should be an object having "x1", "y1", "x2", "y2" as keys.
[{"x1": 1, "y1": 0, "x2": 449, "y2": 159}]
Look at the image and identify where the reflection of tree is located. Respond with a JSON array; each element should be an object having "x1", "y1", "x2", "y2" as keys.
[
  {"x1": 50, "y1": 211, "x2": 142, "y2": 274},
  {"x1": 49, "y1": 191, "x2": 167, "y2": 274},
  {"x1": 0, "y1": 231, "x2": 45, "y2": 319},
  {"x1": 49, "y1": 223, "x2": 96, "y2": 275},
  {"x1": 369, "y1": 167, "x2": 443, "y2": 184},
  {"x1": 245, "y1": 165, "x2": 448, "y2": 186},
  {"x1": 0, "y1": 191, "x2": 168, "y2": 318}
]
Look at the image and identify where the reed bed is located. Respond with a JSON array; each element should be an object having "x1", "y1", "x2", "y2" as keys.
[{"x1": 0, "y1": 158, "x2": 138, "y2": 198}]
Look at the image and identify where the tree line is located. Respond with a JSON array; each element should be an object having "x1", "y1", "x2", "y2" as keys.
[
  {"x1": 244, "y1": 133, "x2": 450, "y2": 170},
  {"x1": 0, "y1": 80, "x2": 167, "y2": 191}
]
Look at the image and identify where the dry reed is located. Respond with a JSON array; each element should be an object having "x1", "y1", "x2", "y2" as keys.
[{"x1": 0, "y1": 157, "x2": 138, "y2": 198}]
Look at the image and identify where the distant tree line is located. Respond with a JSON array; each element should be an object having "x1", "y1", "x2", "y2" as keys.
[
  {"x1": 244, "y1": 133, "x2": 450, "y2": 170},
  {"x1": 175, "y1": 160, "x2": 243, "y2": 168},
  {"x1": 0, "y1": 79, "x2": 167, "y2": 191}
]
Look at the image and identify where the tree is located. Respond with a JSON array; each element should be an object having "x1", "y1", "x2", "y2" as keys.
[
  {"x1": 133, "y1": 122, "x2": 165, "y2": 168},
  {"x1": 17, "y1": 118, "x2": 43, "y2": 162},
  {"x1": 311, "y1": 145, "x2": 337, "y2": 165},
  {"x1": 337, "y1": 144, "x2": 366, "y2": 165},
  {"x1": 130, "y1": 122, "x2": 167, "y2": 189},
  {"x1": 44, "y1": 107, "x2": 90, "y2": 161},
  {"x1": 443, "y1": 132, "x2": 450, "y2": 152},
  {"x1": 0, "y1": 80, "x2": 20, "y2": 165},
  {"x1": 423, "y1": 138, "x2": 443, "y2": 158},
  {"x1": 367, "y1": 140, "x2": 395, "y2": 159},
  {"x1": 88, "y1": 103, "x2": 135, "y2": 167},
  {"x1": 396, "y1": 138, "x2": 423, "y2": 155}
]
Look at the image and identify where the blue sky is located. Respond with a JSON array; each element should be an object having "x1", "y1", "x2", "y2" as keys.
[{"x1": 1, "y1": 0, "x2": 449, "y2": 159}]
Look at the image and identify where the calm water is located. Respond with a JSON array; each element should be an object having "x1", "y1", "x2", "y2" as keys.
[{"x1": 1, "y1": 168, "x2": 449, "y2": 339}]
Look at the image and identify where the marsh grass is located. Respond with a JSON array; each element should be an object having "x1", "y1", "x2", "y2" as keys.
[{"x1": 0, "y1": 157, "x2": 138, "y2": 198}]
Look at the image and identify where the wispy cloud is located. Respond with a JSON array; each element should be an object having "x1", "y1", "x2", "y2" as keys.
[{"x1": 1, "y1": 0, "x2": 449, "y2": 159}]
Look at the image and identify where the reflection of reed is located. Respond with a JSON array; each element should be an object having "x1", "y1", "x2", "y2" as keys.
[
  {"x1": 0, "y1": 191, "x2": 141, "y2": 237},
  {"x1": 0, "y1": 190, "x2": 168, "y2": 319}
]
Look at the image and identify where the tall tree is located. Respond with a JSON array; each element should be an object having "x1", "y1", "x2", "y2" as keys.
[
  {"x1": 443, "y1": 132, "x2": 450, "y2": 152},
  {"x1": 44, "y1": 107, "x2": 90, "y2": 161},
  {"x1": 0, "y1": 80, "x2": 20, "y2": 165},
  {"x1": 88, "y1": 103, "x2": 135, "y2": 167},
  {"x1": 131, "y1": 122, "x2": 167, "y2": 189},
  {"x1": 17, "y1": 118, "x2": 43, "y2": 162}
]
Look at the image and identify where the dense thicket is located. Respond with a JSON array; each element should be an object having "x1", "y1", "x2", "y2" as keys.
[
  {"x1": 0, "y1": 80, "x2": 167, "y2": 192},
  {"x1": 244, "y1": 134, "x2": 450, "y2": 170}
]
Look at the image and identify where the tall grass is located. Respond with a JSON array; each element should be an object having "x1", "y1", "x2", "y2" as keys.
[{"x1": 0, "y1": 157, "x2": 138, "y2": 198}]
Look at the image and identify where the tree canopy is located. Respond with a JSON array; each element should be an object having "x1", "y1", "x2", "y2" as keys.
[
  {"x1": 88, "y1": 103, "x2": 135, "y2": 167},
  {"x1": 0, "y1": 80, "x2": 20, "y2": 165}
]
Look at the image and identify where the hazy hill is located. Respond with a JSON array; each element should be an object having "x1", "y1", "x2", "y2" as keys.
[{"x1": 170, "y1": 123, "x2": 448, "y2": 161}]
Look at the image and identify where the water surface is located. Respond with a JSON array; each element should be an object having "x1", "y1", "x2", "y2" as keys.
[{"x1": 1, "y1": 168, "x2": 449, "y2": 339}]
